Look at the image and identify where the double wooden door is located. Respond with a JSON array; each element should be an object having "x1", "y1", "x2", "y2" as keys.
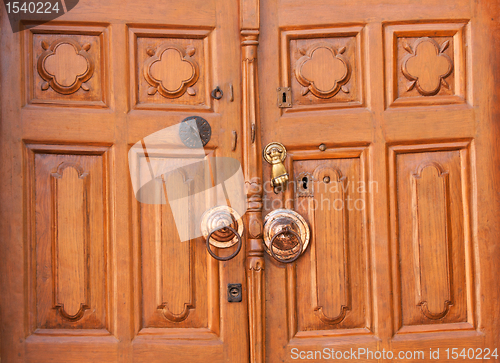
[{"x1": 1, "y1": 0, "x2": 500, "y2": 362}]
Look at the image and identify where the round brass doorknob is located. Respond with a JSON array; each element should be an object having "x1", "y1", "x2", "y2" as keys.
[
  {"x1": 201, "y1": 206, "x2": 244, "y2": 261},
  {"x1": 263, "y1": 209, "x2": 310, "y2": 263}
]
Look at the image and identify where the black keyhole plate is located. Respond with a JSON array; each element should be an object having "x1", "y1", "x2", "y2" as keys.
[{"x1": 227, "y1": 283, "x2": 242, "y2": 302}]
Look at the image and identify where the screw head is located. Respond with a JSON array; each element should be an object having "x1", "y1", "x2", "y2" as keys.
[
  {"x1": 323, "y1": 176, "x2": 330, "y2": 184},
  {"x1": 319, "y1": 143, "x2": 326, "y2": 151}
]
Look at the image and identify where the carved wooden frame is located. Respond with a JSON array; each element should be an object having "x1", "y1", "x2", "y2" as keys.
[
  {"x1": 282, "y1": 146, "x2": 373, "y2": 341},
  {"x1": 23, "y1": 23, "x2": 109, "y2": 108},
  {"x1": 384, "y1": 21, "x2": 469, "y2": 108},
  {"x1": 388, "y1": 141, "x2": 478, "y2": 336},
  {"x1": 280, "y1": 25, "x2": 365, "y2": 113},
  {"x1": 24, "y1": 143, "x2": 113, "y2": 336},
  {"x1": 129, "y1": 146, "x2": 222, "y2": 341},
  {"x1": 128, "y1": 26, "x2": 214, "y2": 112}
]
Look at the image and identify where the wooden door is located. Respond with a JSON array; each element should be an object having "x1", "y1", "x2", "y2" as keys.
[
  {"x1": 258, "y1": 0, "x2": 500, "y2": 362},
  {"x1": 0, "y1": 1, "x2": 249, "y2": 362},
  {"x1": 2, "y1": 1, "x2": 500, "y2": 362}
]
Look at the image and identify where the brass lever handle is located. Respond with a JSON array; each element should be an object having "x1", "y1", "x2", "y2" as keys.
[{"x1": 263, "y1": 142, "x2": 289, "y2": 193}]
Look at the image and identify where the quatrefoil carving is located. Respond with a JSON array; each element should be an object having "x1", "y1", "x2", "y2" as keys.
[
  {"x1": 402, "y1": 37, "x2": 453, "y2": 96},
  {"x1": 144, "y1": 45, "x2": 199, "y2": 98},
  {"x1": 295, "y1": 42, "x2": 350, "y2": 99},
  {"x1": 37, "y1": 39, "x2": 94, "y2": 95}
]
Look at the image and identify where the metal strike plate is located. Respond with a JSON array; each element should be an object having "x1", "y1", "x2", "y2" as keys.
[
  {"x1": 227, "y1": 283, "x2": 242, "y2": 302},
  {"x1": 277, "y1": 87, "x2": 292, "y2": 108}
]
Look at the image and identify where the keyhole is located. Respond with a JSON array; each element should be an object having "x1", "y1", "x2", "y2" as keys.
[
  {"x1": 282, "y1": 91, "x2": 287, "y2": 103},
  {"x1": 302, "y1": 176, "x2": 308, "y2": 189},
  {"x1": 230, "y1": 287, "x2": 239, "y2": 297},
  {"x1": 227, "y1": 283, "x2": 242, "y2": 302}
]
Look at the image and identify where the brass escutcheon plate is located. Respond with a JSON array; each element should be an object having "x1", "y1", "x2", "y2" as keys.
[
  {"x1": 201, "y1": 206, "x2": 244, "y2": 249},
  {"x1": 263, "y1": 142, "x2": 287, "y2": 164}
]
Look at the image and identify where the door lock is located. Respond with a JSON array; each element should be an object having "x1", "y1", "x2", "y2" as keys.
[
  {"x1": 227, "y1": 283, "x2": 242, "y2": 302},
  {"x1": 277, "y1": 87, "x2": 292, "y2": 108}
]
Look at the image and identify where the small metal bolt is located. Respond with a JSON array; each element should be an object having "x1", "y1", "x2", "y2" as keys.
[
  {"x1": 323, "y1": 176, "x2": 330, "y2": 183},
  {"x1": 319, "y1": 143, "x2": 326, "y2": 151}
]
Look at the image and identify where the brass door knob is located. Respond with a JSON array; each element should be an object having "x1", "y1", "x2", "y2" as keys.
[
  {"x1": 263, "y1": 209, "x2": 310, "y2": 263},
  {"x1": 201, "y1": 206, "x2": 244, "y2": 261}
]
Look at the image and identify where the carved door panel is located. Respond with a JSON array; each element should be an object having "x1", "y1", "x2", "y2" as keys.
[
  {"x1": 259, "y1": 0, "x2": 500, "y2": 362},
  {"x1": 0, "y1": 1, "x2": 249, "y2": 362}
]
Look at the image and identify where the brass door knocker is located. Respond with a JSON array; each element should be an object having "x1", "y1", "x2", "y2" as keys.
[
  {"x1": 263, "y1": 142, "x2": 289, "y2": 193},
  {"x1": 200, "y1": 206, "x2": 244, "y2": 261},
  {"x1": 263, "y1": 209, "x2": 310, "y2": 263}
]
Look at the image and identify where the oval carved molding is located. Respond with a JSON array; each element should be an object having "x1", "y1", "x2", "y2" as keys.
[
  {"x1": 411, "y1": 161, "x2": 453, "y2": 320},
  {"x1": 144, "y1": 44, "x2": 199, "y2": 99},
  {"x1": 155, "y1": 171, "x2": 195, "y2": 323},
  {"x1": 37, "y1": 38, "x2": 94, "y2": 95},
  {"x1": 50, "y1": 161, "x2": 91, "y2": 322},
  {"x1": 311, "y1": 166, "x2": 351, "y2": 325},
  {"x1": 402, "y1": 37, "x2": 453, "y2": 96},
  {"x1": 295, "y1": 42, "x2": 350, "y2": 99}
]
